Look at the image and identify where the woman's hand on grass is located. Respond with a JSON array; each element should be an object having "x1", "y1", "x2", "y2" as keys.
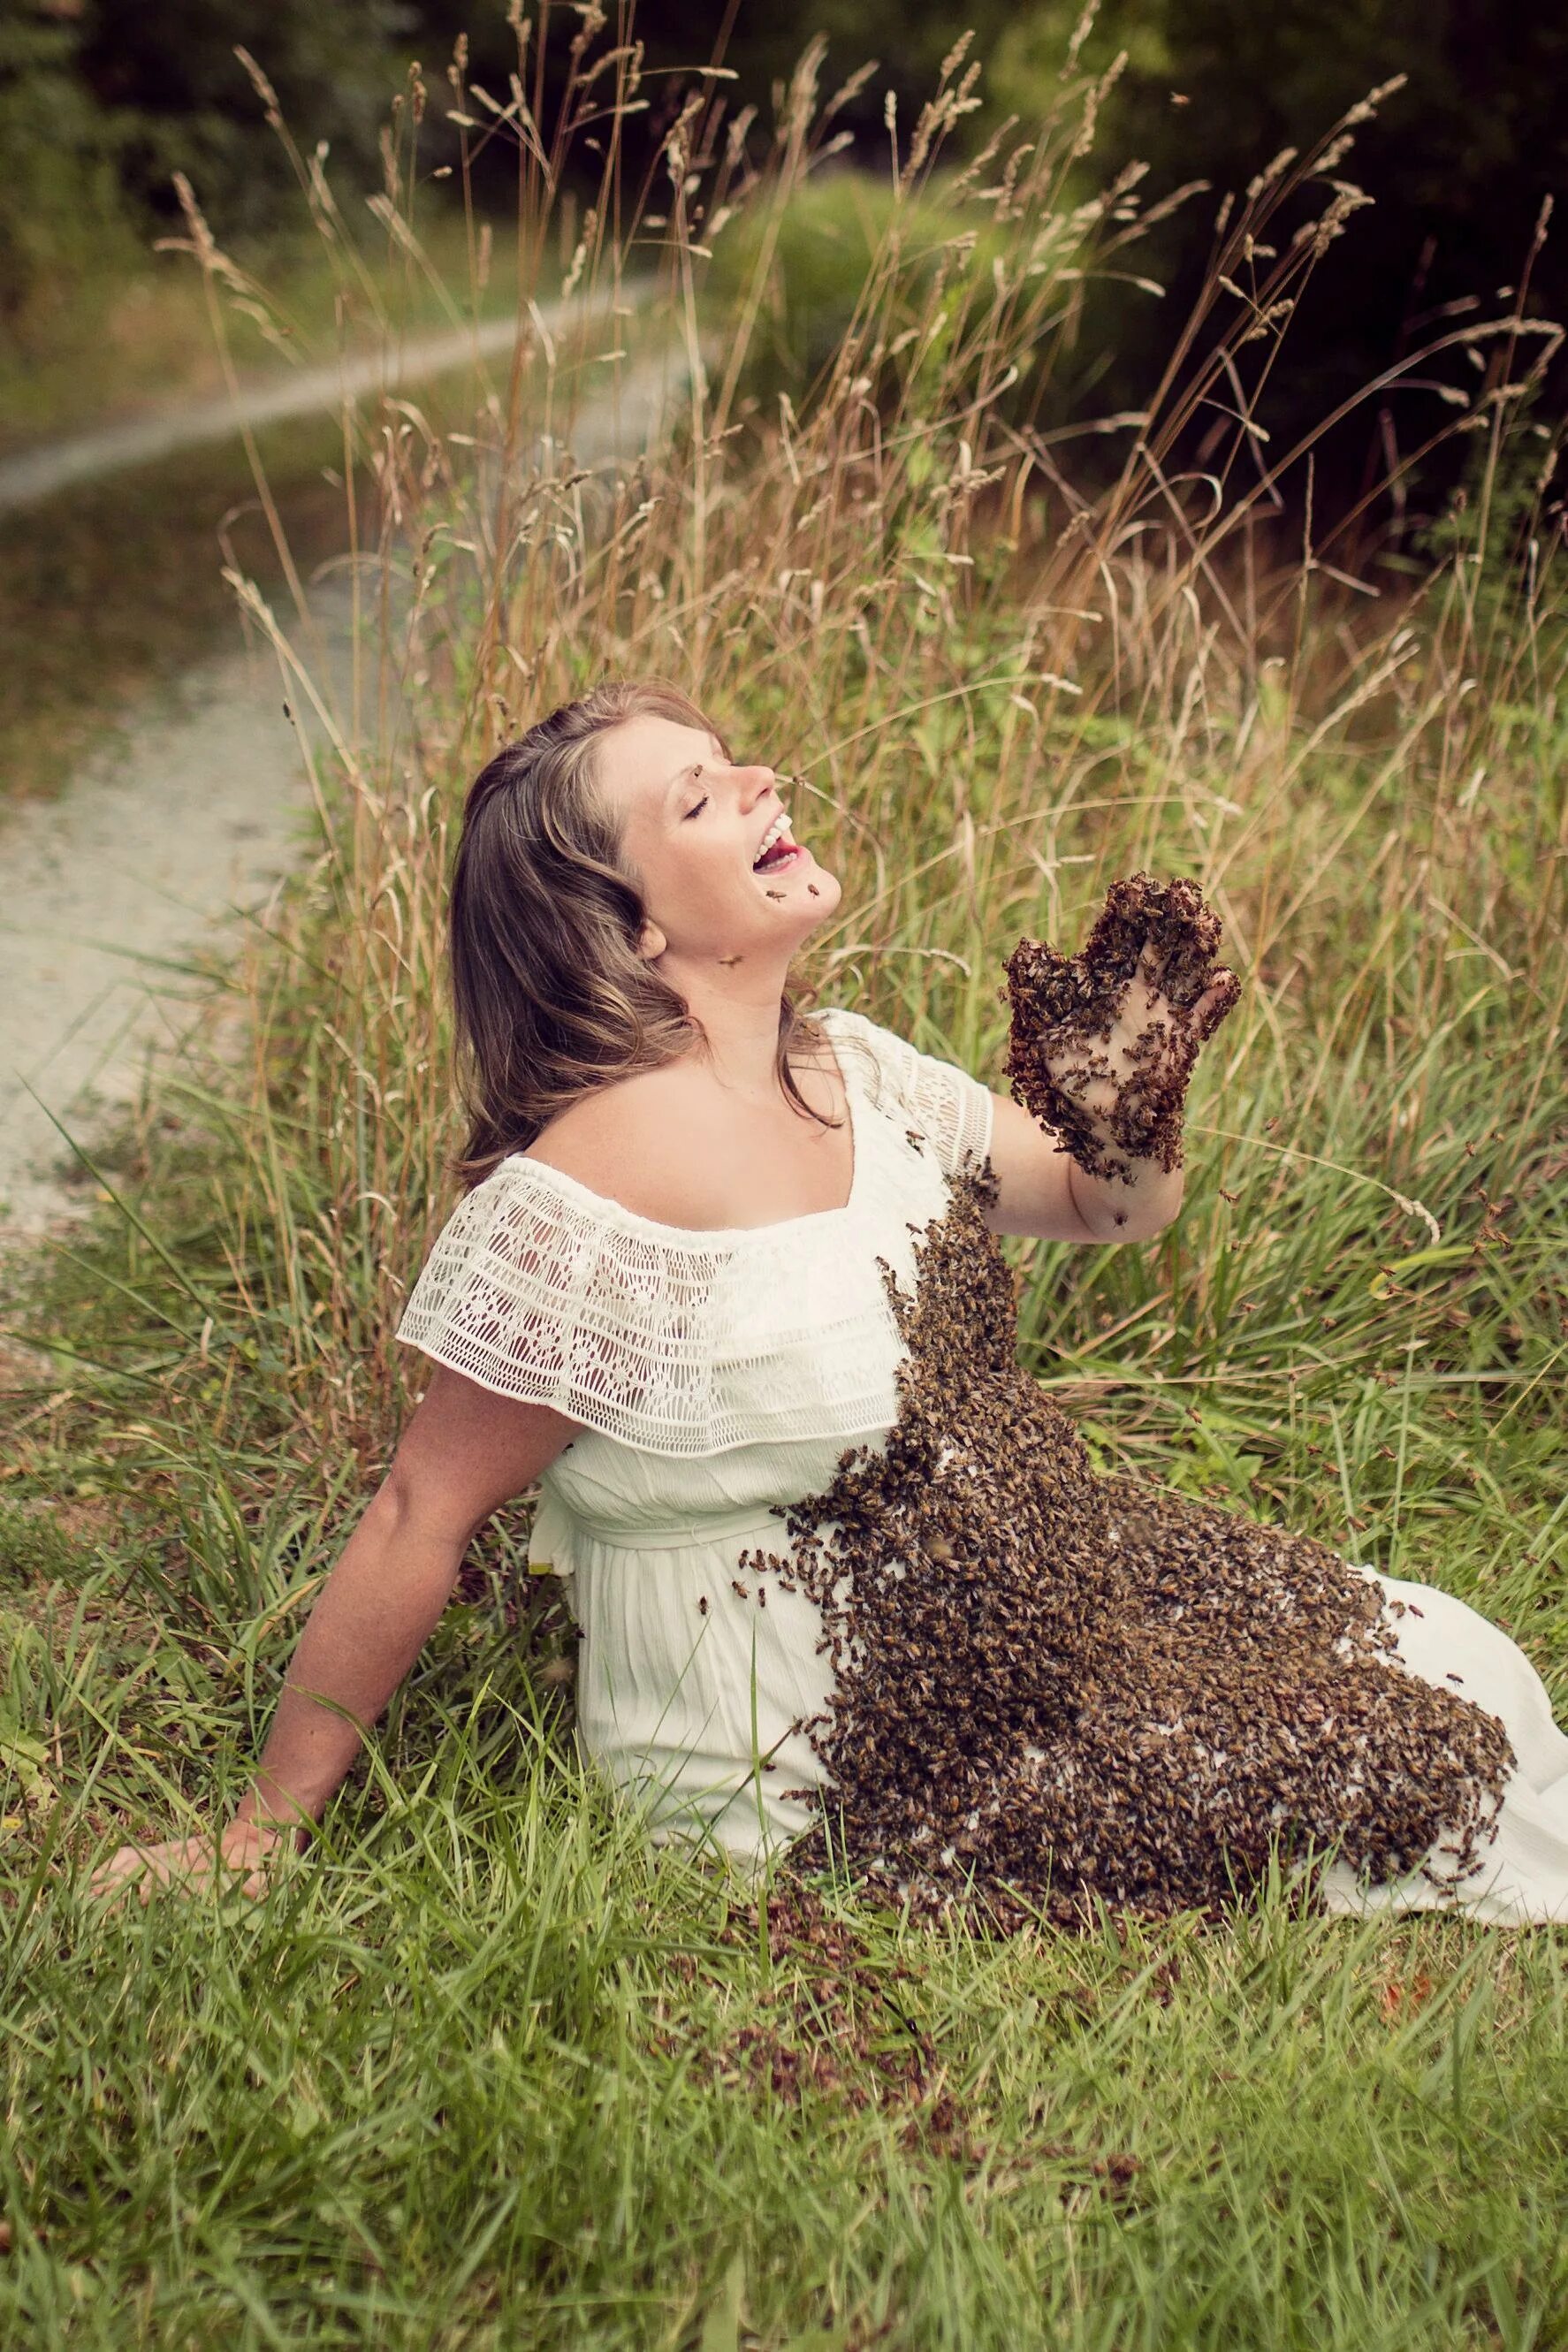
[
  {"x1": 88, "y1": 1816, "x2": 308, "y2": 1907},
  {"x1": 1003, "y1": 872, "x2": 1241, "y2": 1184}
]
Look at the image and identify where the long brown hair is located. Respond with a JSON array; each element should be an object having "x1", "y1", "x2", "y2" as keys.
[{"x1": 446, "y1": 679, "x2": 836, "y2": 1190}]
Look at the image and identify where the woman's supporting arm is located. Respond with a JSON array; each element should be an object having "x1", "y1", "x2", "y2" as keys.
[
  {"x1": 89, "y1": 1366, "x2": 582, "y2": 1902},
  {"x1": 234, "y1": 1480, "x2": 483, "y2": 1837}
]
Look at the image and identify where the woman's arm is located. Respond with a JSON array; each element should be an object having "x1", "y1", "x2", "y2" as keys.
[
  {"x1": 981, "y1": 1085, "x2": 1183, "y2": 1243},
  {"x1": 89, "y1": 1365, "x2": 581, "y2": 1902}
]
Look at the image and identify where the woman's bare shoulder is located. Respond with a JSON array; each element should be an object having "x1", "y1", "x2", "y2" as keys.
[
  {"x1": 521, "y1": 1024, "x2": 850, "y2": 1230},
  {"x1": 522, "y1": 1062, "x2": 718, "y2": 1227}
]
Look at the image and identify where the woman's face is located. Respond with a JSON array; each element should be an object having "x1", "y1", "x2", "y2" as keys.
[{"x1": 594, "y1": 714, "x2": 841, "y2": 968}]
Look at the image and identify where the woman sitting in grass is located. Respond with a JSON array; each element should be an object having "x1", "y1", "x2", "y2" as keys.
[{"x1": 93, "y1": 681, "x2": 1568, "y2": 1925}]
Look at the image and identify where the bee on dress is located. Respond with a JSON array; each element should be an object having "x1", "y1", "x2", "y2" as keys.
[{"x1": 745, "y1": 886, "x2": 1514, "y2": 1930}]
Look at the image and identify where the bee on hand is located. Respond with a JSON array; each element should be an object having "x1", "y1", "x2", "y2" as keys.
[{"x1": 1002, "y1": 872, "x2": 1242, "y2": 1184}]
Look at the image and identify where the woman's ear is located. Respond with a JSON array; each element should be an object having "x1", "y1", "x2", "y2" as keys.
[{"x1": 637, "y1": 918, "x2": 668, "y2": 962}]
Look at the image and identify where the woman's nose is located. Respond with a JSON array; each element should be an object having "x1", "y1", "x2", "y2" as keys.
[{"x1": 739, "y1": 764, "x2": 778, "y2": 809}]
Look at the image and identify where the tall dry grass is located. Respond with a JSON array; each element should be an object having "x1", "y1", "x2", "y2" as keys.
[{"x1": 108, "y1": 20, "x2": 1559, "y2": 1482}]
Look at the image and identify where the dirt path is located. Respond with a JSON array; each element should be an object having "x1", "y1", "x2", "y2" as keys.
[
  {"x1": 0, "y1": 594, "x2": 353, "y2": 1245},
  {"x1": 0, "y1": 333, "x2": 680, "y2": 1253},
  {"x1": 0, "y1": 297, "x2": 615, "y2": 513}
]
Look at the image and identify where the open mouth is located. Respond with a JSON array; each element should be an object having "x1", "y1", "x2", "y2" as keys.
[{"x1": 751, "y1": 810, "x2": 806, "y2": 876}]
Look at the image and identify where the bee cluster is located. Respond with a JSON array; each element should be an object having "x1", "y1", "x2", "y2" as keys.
[
  {"x1": 654, "y1": 1883, "x2": 971, "y2": 2150},
  {"x1": 742, "y1": 1161, "x2": 1516, "y2": 1930},
  {"x1": 1002, "y1": 873, "x2": 1243, "y2": 1185}
]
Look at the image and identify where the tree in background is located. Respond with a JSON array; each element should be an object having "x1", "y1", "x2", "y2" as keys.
[
  {"x1": 0, "y1": 0, "x2": 136, "y2": 339},
  {"x1": 275, "y1": 0, "x2": 1568, "y2": 515},
  {"x1": 77, "y1": 0, "x2": 415, "y2": 236},
  {"x1": 984, "y1": 0, "x2": 1568, "y2": 508}
]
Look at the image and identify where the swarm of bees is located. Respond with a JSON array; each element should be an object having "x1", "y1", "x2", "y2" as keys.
[
  {"x1": 739, "y1": 1156, "x2": 1516, "y2": 1934},
  {"x1": 1002, "y1": 872, "x2": 1243, "y2": 1184}
]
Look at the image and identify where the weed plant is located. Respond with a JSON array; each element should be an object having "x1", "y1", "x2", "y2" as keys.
[{"x1": 1, "y1": 18, "x2": 1565, "y2": 2348}]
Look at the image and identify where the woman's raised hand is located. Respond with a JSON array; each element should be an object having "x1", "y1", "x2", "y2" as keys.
[
  {"x1": 88, "y1": 1815, "x2": 308, "y2": 1907},
  {"x1": 1002, "y1": 874, "x2": 1242, "y2": 1184}
]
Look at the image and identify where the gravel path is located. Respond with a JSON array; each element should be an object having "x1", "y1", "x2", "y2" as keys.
[
  {"x1": 0, "y1": 308, "x2": 580, "y2": 513},
  {"x1": 0, "y1": 603, "x2": 350, "y2": 1244},
  {"x1": 0, "y1": 328, "x2": 680, "y2": 1252}
]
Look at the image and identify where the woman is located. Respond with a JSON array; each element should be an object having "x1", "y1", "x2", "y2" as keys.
[{"x1": 92, "y1": 681, "x2": 1568, "y2": 1922}]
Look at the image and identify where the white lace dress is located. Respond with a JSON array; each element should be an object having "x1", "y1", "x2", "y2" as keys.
[{"x1": 396, "y1": 1006, "x2": 1568, "y2": 1924}]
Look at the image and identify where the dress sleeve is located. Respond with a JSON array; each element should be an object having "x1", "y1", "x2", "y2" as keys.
[
  {"x1": 822, "y1": 1007, "x2": 994, "y2": 1178},
  {"x1": 393, "y1": 1159, "x2": 718, "y2": 1449}
]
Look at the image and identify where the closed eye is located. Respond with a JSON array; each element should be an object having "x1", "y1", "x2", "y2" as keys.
[{"x1": 682, "y1": 795, "x2": 709, "y2": 819}]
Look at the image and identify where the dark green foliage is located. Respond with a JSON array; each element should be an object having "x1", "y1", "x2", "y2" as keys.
[
  {"x1": 0, "y1": 1, "x2": 137, "y2": 334},
  {"x1": 701, "y1": 171, "x2": 1020, "y2": 418},
  {"x1": 78, "y1": 0, "x2": 414, "y2": 232},
  {"x1": 985, "y1": 0, "x2": 1568, "y2": 511}
]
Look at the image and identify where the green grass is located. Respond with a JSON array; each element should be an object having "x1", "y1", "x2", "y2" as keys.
[
  {"x1": 2, "y1": 1486, "x2": 1566, "y2": 2347},
  {"x1": 3, "y1": 23, "x2": 1567, "y2": 2347},
  {"x1": 4, "y1": 1687, "x2": 1568, "y2": 2347},
  {"x1": 2, "y1": 1434, "x2": 1565, "y2": 2348}
]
